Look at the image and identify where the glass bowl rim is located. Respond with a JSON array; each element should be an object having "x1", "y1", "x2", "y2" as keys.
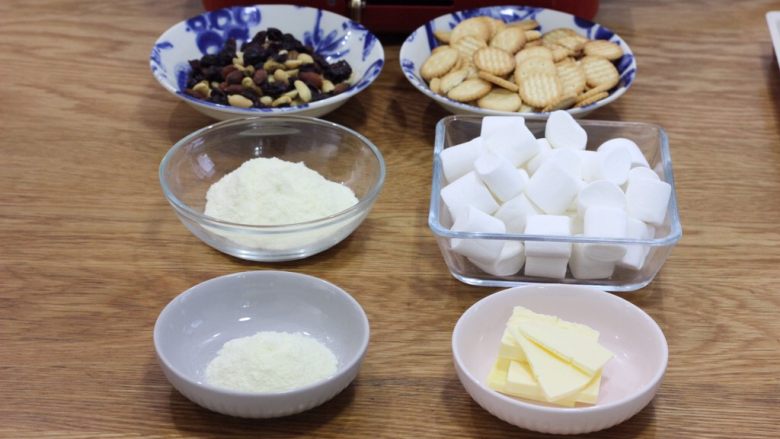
[
  {"x1": 159, "y1": 115, "x2": 386, "y2": 232},
  {"x1": 428, "y1": 115, "x2": 683, "y2": 246}
]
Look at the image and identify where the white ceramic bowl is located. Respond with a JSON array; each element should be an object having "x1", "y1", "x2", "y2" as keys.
[
  {"x1": 452, "y1": 284, "x2": 667, "y2": 434},
  {"x1": 150, "y1": 4, "x2": 384, "y2": 120},
  {"x1": 400, "y1": 6, "x2": 636, "y2": 119},
  {"x1": 153, "y1": 270, "x2": 370, "y2": 418}
]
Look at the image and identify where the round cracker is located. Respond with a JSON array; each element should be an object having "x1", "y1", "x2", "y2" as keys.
[
  {"x1": 524, "y1": 30, "x2": 542, "y2": 42},
  {"x1": 429, "y1": 77, "x2": 442, "y2": 95},
  {"x1": 514, "y1": 56, "x2": 556, "y2": 83},
  {"x1": 514, "y1": 46, "x2": 553, "y2": 65},
  {"x1": 478, "y1": 71, "x2": 519, "y2": 92},
  {"x1": 518, "y1": 72, "x2": 561, "y2": 108},
  {"x1": 556, "y1": 60, "x2": 587, "y2": 96},
  {"x1": 490, "y1": 26, "x2": 527, "y2": 54},
  {"x1": 452, "y1": 35, "x2": 487, "y2": 61},
  {"x1": 476, "y1": 16, "x2": 505, "y2": 39},
  {"x1": 581, "y1": 55, "x2": 619, "y2": 89},
  {"x1": 508, "y1": 19, "x2": 539, "y2": 31},
  {"x1": 421, "y1": 47, "x2": 459, "y2": 81},
  {"x1": 542, "y1": 28, "x2": 579, "y2": 45},
  {"x1": 434, "y1": 30, "x2": 451, "y2": 44},
  {"x1": 583, "y1": 40, "x2": 623, "y2": 61},
  {"x1": 478, "y1": 88, "x2": 523, "y2": 112},
  {"x1": 451, "y1": 17, "x2": 490, "y2": 43},
  {"x1": 575, "y1": 91, "x2": 609, "y2": 107},
  {"x1": 440, "y1": 69, "x2": 469, "y2": 94},
  {"x1": 474, "y1": 47, "x2": 515, "y2": 76},
  {"x1": 447, "y1": 78, "x2": 492, "y2": 102}
]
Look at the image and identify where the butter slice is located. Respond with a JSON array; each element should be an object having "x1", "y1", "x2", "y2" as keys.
[
  {"x1": 577, "y1": 371, "x2": 602, "y2": 404},
  {"x1": 511, "y1": 306, "x2": 601, "y2": 340},
  {"x1": 487, "y1": 358, "x2": 510, "y2": 391},
  {"x1": 499, "y1": 328, "x2": 526, "y2": 361},
  {"x1": 507, "y1": 361, "x2": 577, "y2": 407},
  {"x1": 515, "y1": 320, "x2": 613, "y2": 376},
  {"x1": 488, "y1": 359, "x2": 577, "y2": 407},
  {"x1": 511, "y1": 327, "x2": 593, "y2": 401}
]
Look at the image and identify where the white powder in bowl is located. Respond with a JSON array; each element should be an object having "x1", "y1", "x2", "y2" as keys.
[
  {"x1": 205, "y1": 331, "x2": 339, "y2": 393},
  {"x1": 204, "y1": 157, "x2": 358, "y2": 225}
]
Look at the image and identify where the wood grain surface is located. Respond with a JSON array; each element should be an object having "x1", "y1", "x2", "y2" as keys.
[{"x1": 1, "y1": 0, "x2": 779, "y2": 437}]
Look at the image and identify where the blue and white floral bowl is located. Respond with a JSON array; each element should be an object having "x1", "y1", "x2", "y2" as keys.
[
  {"x1": 150, "y1": 5, "x2": 384, "y2": 120},
  {"x1": 399, "y1": 6, "x2": 636, "y2": 119}
]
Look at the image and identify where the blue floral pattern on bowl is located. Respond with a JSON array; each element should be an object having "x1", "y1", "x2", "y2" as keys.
[
  {"x1": 150, "y1": 5, "x2": 384, "y2": 120},
  {"x1": 399, "y1": 6, "x2": 636, "y2": 119}
]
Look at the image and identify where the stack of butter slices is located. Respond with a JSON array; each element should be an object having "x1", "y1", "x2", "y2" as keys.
[{"x1": 487, "y1": 306, "x2": 613, "y2": 406}]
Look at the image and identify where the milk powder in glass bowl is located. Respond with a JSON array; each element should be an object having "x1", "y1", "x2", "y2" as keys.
[{"x1": 159, "y1": 116, "x2": 385, "y2": 261}]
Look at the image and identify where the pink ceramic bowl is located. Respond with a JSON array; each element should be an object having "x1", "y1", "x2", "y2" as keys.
[{"x1": 452, "y1": 284, "x2": 668, "y2": 434}]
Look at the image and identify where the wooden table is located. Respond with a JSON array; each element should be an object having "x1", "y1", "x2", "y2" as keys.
[{"x1": 2, "y1": 0, "x2": 779, "y2": 437}]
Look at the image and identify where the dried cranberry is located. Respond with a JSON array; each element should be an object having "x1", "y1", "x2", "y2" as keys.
[
  {"x1": 209, "y1": 88, "x2": 228, "y2": 105},
  {"x1": 201, "y1": 65, "x2": 222, "y2": 81},
  {"x1": 250, "y1": 30, "x2": 266, "y2": 45},
  {"x1": 324, "y1": 60, "x2": 352, "y2": 83},
  {"x1": 312, "y1": 53, "x2": 329, "y2": 69},
  {"x1": 244, "y1": 45, "x2": 271, "y2": 66},
  {"x1": 186, "y1": 74, "x2": 204, "y2": 89},
  {"x1": 266, "y1": 27, "x2": 283, "y2": 41},
  {"x1": 280, "y1": 33, "x2": 300, "y2": 51},
  {"x1": 298, "y1": 63, "x2": 322, "y2": 74},
  {"x1": 215, "y1": 50, "x2": 233, "y2": 67},
  {"x1": 273, "y1": 52, "x2": 288, "y2": 63},
  {"x1": 224, "y1": 38, "x2": 237, "y2": 54},
  {"x1": 200, "y1": 54, "x2": 218, "y2": 68},
  {"x1": 260, "y1": 80, "x2": 289, "y2": 98}
]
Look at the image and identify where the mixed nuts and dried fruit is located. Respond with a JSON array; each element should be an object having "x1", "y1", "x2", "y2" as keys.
[{"x1": 184, "y1": 28, "x2": 354, "y2": 108}]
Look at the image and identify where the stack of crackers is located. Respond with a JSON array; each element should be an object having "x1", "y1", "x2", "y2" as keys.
[{"x1": 420, "y1": 16, "x2": 624, "y2": 113}]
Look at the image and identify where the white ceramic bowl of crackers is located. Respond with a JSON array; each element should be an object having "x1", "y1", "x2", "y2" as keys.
[{"x1": 400, "y1": 6, "x2": 636, "y2": 119}]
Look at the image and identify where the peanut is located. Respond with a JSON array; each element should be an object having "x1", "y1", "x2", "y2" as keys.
[
  {"x1": 322, "y1": 79, "x2": 335, "y2": 93},
  {"x1": 272, "y1": 95, "x2": 292, "y2": 107},
  {"x1": 294, "y1": 80, "x2": 312, "y2": 102},
  {"x1": 297, "y1": 53, "x2": 314, "y2": 65},
  {"x1": 192, "y1": 81, "x2": 211, "y2": 98},
  {"x1": 227, "y1": 94, "x2": 253, "y2": 108}
]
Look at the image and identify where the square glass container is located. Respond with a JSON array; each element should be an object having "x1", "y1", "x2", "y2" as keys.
[{"x1": 428, "y1": 116, "x2": 682, "y2": 292}]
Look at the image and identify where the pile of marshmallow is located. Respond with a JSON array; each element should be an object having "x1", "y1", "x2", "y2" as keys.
[{"x1": 439, "y1": 111, "x2": 672, "y2": 279}]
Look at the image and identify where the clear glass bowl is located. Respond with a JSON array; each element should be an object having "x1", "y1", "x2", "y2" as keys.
[
  {"x1": 160, "y1": 116, "x2": 385, "y2": 261},
  {"x1": 429, "y1": 116, "x2": 682, "y2": 291}
]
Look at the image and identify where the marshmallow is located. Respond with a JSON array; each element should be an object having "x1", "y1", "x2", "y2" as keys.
[
  {"x1": 474, "y1": 152, "x2": 527, "y2": 203},
  {"x1": 619, "y1": 218, "x2": 654, "y2": 270},
  {"x1": 524, "y1": 213, "x2": 572, "y2": 278},
  {"x1": 582, "y1": 206, "x2": 628, "y2": 262},
  {"x1": 526, "y1": 162, "x2": 580, "y2": 214},
  {"x1": 481, "y1": 116, "x2": 539, "y2": 167},
  {"x1": 526, "y1": 138, "x2": 552, "y2": 175},
  {"x1": 440, "y1": 137, "x2": 485, "y2": 183},
  {"x1": 525, "y1": 255, "x2": 569, "y2": 279},
  {"x1": 545, "y1": 110, "x2": 587, "y2": 150},
  {"x1": 628, "y1": 166, "x2": 660, "y2": 182},
  {"x1": 494, "y1": 193, "x2": 540, "y2": 233},
  {"x1": 569, "y1": 244, "x2": 616, "y2": 279},
  {"x1": 577, "y1": 180, "x2": 626, "y2": 215},
  {"x1": 524, "y1": 214, "x2": 572, "y2": 258},
  {"x1": 625, "y1": 177, "x2": 672, "y2": 226},
  {"x1": 546, "y1": 148, "x2": 583, "y2": 180},
  {"x1": 598, "y1": 138, "x2": 650, "y2": 169},
  {"x1": 593, "y1": 143, "x2": 631, "y2": 185},
  {"x1": 441, "y1": 171, "x2": 499, "y2": 220},
  {"x1": 468, "y1": 241, "x2": 525, "y2": 276},
  {"x1": 578, "y1": 150, "x2": 599, "y2": 182},
  {"x1": 450, "y1": 206, "x2": 506, "y2": 260}
]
